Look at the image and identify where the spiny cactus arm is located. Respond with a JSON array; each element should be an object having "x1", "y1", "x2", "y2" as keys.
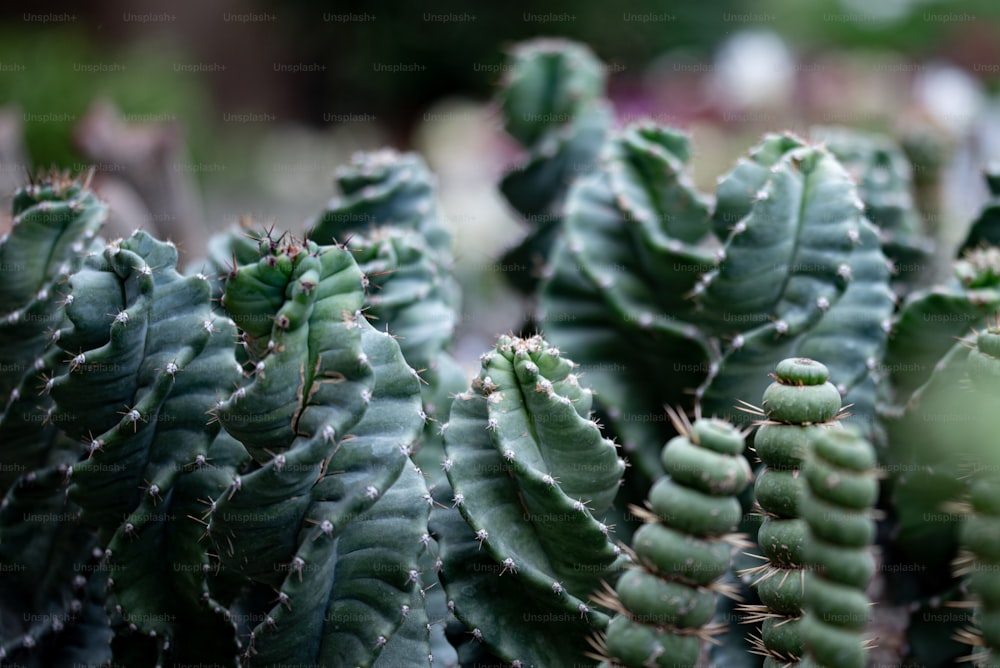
[
  {"x1": 310, "y1": 149, "x2": 451, "y2": 257},
  {"x1": 959, "y1": 165, "x2": 1000, "y2": 254},
  {"x1": 43, "y1": 231, "x2": 245, "y2": 662},
  {"x1": 50, "y1": 232, "x2": 243, "y2": 530},
  {"x1": 800, "y1": 428, "x2": 878, "y2": 668},
  {"x1": 738, "y1": 358, "x2": 845, "y2": 665},
  {"x1": 695, "y1": 145, "x2": 868, "y2": 423},
  {"x1": 811, "y1": 125, "x2": 934, "y2": 288},
  {"x1": 538, "y1": 126, "x2": 716, "y2": 478},
  {"x1": 0, "y1": 176, "x2": 106, "y2": 492},
  {"x1": 883, "y1": 248, "x2": 1000, "y2": 402},
  {"x1": 499, "y1": 37, "x2": 607, "y2": 148},
  {"x1": 435, "y1": 334, "x2": 626, "y2": 664},
  {"x1": 497, "y1": 38, "x2": 612, "y2": 292},
  {"x1": 593, "y1": 416, "x2": 752, "y2": 668},
  {"x1": 210, "y1": 236, "x2": 432, "y2": 666}
]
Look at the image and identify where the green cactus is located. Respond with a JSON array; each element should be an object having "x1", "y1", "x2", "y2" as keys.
[
  {"x1": 496, "y1": 37, "x2": 613, "y2": 293},
  {"x1": 539, "y1": 128, "x2": 891, "y2": 482},
  {"x1": 210, "y1": 232, "x2": 433, "y2": 667},
  {"x1": 799, "y1": 428, "x2": 878, "y2": 668},
  {"x1": 884, "y1": 247, "x2": 1000, "y2": 404},
  {"x1": 538, "y1": 123, "x2": 715, "y2": 480},
  {"x1": 45, "y1": 230, "x2": 246, "y2": 664},
  {"x1": 432, "y1": 333, "x2": 626, "y2": 665},
  {"x1": 811, "y1": 125, "x2": 935, "y2": 291},
  {"x1": 694, "y1": 142, "x2": 883, "y2": 430},
  {"x1": 0, "y1": 174, "x2": 110, "y2": 665},
  {"x1": 590, "y1": 412, "x2": 752, "y2": 668},
  {"x1": 309, "y1": 149, "x2": 464, "y2": 469},
  {"x1": 739, "y1": 358, "x2": 847, "y2": 666}
]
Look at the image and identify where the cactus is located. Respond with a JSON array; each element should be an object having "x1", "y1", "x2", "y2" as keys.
[
  {"x1": 738, "y1": 358, "x2": 847, "y2": 666},
  {"x1": 432, "y1": 334, "x2": 626, "y2": 665},
  {"x1": 496, "y1": 38, "x2": 613, "y2": 293},
  {"x1": 309, "y1": 149, "x2": 464, "y2": 468},
  {"x1": 589, "y1": 411, "x2": 752, "y2": 667},
  {"x1": 210, "y1": 232, "x2": 433, "y2": 666},
  {"x1": 538, "y1": 123, "x2": 715, "y2": 480},
  {"x1": 811, "y1": 125, "x2": 935, "y2": 291},
  {"x1": 799, "y1": 428, "x2": 878, "y2": 668},
  {"x1": 539, "y1": 128, "x2": 891, "y2": 481},
  {"x1": 45, "y1": 230, "x2": 246, "y2": 664},
  {"x1": 0, "y1": 174, "x2": 109, "y2": 665}
]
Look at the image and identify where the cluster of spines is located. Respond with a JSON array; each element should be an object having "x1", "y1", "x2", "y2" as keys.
[
  {"x1": 590, "y1": 411, "x2": 752, "y2": 667},
  {"x1": 799, "y1": 428, "x2": 878, "y2": 668},
  {"x1": 739, "y1": 357, "x2": 845, "y2": 665}
]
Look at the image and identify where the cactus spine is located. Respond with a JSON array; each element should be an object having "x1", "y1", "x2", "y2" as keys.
[
  {"x1": 590, "y1": 411, "x2": 751, "y2": 667},
  {"x1": 740, "y1": 358, "x2": 845, "y2": 665}
]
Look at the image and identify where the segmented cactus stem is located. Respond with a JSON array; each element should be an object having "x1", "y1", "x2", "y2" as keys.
[
  {"x1": 739, "y1": 358, "x2": 846, "y2": 665},
  {"x1": 590, "y1": 409, "x2": 752, "y2": 667},
  {"x1": 800, "y1": 428, "x2": 878, "y2": 668}
]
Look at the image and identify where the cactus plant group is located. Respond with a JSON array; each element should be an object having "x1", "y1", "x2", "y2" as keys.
[{"x1": 2, "y1": 37, "x2": 1000, "y2": 668}]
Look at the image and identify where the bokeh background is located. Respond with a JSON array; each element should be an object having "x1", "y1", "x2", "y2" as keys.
[{"x1": 1, "y1": 0, "x2": 999, "y2": 365}]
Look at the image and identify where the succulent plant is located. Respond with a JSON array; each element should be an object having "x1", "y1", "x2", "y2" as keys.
[
  {"x1": 433, "y1": 333, "x2": 626, "y2": 666},
  {"x1": 496, "y1": 38, "x2": 613, "y2": 294},
  {"x1": 738, "y1": 358, "x2": 847, "y2": 666},
  {"x1": 7, "y1": 35, "x2": 1000, "y2": 668},
  {"x1": 799, "y1": 427, "x2": 878, "y2": 668},
  {"x1": 590, "y1": 411, "x2": 752, "y2": 668}
]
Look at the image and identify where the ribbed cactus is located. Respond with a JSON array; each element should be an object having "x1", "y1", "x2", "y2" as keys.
[
  {"x1": 47, "y1": 230, "x2": 246, "y2": 664},
  {"x1": 694, "y1": 140, "x2": 886, "y2": 432},
  {"x1": 432, "y1": 334, "x2": 626, "y2": 665},
  {"x1": 309, "y1": 149, "x2": 464, "y2": 467},
  {"x1": 496, "y1": 37, "x2": 612, "y2": 293},
  {"x1": 0, "y1": 174, "x2": 106, "y2": 491},
  {"x1": 739, "y1": 358, "x2": 846, "y2": 666},
  {"x1": 539, "y1": 128, "x2": 891, "y2": 481},
  {"x1": 538, "y1": 123, "x2": 715, "y2": 480},
  {"x1": 811, "y1": 125, "x2": 934, "y2": 291},
  {"x1": 210, "y1": 232, "x2": 433, "y2": 666},
  {"x1": 589, "y1": 412, "x2": 751, "y2": 668},
  {"x1": 0, "y1": 174, "x2": 109, "y2": 665},
  {"x1": 799, "y1": 428, "x2": 878, "y2": 668}
]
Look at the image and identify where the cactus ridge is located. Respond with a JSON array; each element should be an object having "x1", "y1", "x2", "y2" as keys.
[{"x1": 309, "y1": 149, "x2": 464, "y2": 467}]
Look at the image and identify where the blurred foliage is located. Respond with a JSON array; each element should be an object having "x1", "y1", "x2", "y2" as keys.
[
  {"x1": 266, "y1": 0, "x2": 1000, "y2": 130},
  {"x1": 265, "y1": 0, "x2": 744, "y2": 127},
  {"x1": 0, "y1": 26, "x2": 211, "y2": 168}
]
